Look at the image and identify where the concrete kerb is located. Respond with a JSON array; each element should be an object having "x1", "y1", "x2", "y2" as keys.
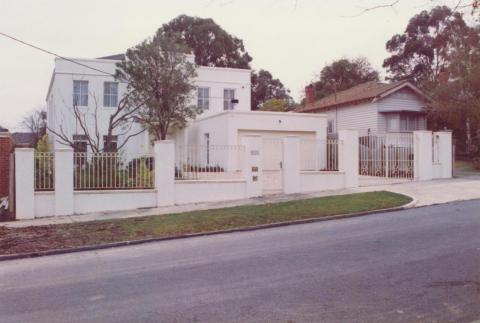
[{"x1": 0, "y1": 194, "x2": 417, "y2": 262}]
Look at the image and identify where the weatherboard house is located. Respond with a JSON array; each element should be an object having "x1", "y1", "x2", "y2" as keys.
[{"x1": 298, "y1": 80, "x2": 431, "y2": 136}]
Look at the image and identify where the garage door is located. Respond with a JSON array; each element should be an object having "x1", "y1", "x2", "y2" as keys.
[{"x1": 238, "y1": 130, "x2": 315, "y2": 194}]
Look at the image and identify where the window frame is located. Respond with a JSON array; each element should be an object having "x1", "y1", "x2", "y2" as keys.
[
  {"x1": 72, "y1": 134, "x2": 88, "y2": 153},
  {"x1": 327, "y1": 120, "x2": 334, "y2": 134},
  {"x1": 197, "y1": 87, "x2": 210, "y2": 111},
  {"x1": 103, "y1": 135, "x2": 119, "y2": 152},
  {"x1": 223, "y1": 88, "x2": 236, "y2": 110},
  {"x1": 73, "y1": 80, "x2": 89, "y2": 107},
  {"x1": 103, "y1": 82, "x2": 118, "y2": 108}
]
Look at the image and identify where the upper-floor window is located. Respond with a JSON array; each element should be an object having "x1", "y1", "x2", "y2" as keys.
[
  {"x1": 73, "y1": 80, "x2": 88, "y2": 106},
  {"x1": 104, "y1": 82, "x2": 118, "y2": 107},
  {"x1": 197, "y1": 87, "x2": 210, "y2": 110},
  {"x1": 223, "y1": 88, "x2": 236, "y2": 110}
]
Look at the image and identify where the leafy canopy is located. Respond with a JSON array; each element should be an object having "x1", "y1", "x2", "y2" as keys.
[
  {"x1": 383, "y1": 6, "x2": 478, "y2": 89},
  {"x1": 310, "y1": 57, "x2": 379, "y2": 101},
  {"x1": 160, "y1": 15, "x2": 292, "y2": 109},
  {"x1": 116, "y1": 32, "x2": 198, "y2": 140}
]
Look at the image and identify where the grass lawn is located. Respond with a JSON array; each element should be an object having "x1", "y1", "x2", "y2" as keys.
[{"x1": 0, "y1": 191, "x2": 411, "y2": 255}]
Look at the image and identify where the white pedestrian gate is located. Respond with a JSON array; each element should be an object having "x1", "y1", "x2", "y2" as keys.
[
  {"x1": 359, "y1": 134, "x2": 414, "y2": 179},
  {"x1": 262, "y1": 138, "x2": 283, "y2": 193}
]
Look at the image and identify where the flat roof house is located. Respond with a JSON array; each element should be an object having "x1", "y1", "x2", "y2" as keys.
[{"x1": 297, "y1": 80, "x2": 431, "y2": 136}]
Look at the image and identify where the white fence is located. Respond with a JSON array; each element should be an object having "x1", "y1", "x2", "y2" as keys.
[
  {"x1": 175, "y1": 145, "x2": 245, "y2": 180},
  {"x1": 300, "y1": 139, "x2": 340, "y2": 171},
  {"x1": 34, "y1": 152, "x2": 55, "y2": 191},
  {"x1": 73, "y1": 152, "x2": 154, "y2": 190}
]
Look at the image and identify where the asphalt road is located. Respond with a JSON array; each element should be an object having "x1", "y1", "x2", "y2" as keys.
[{"x1": 1, "y1": 200, "x2": 480, "y2": 323}]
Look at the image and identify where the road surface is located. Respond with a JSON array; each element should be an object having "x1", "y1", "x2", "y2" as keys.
[{"x1": 1, "y1": 200, "x2": 480, "y2": 322}]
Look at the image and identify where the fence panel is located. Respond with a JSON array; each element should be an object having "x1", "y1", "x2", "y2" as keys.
[
  {"x1": 73, "y1": 152, "x2": 154, "y2": 190},
  {"x1": 175, "y1": 145, "x2": 245, "y2": 180},
  {"x1": 34, "y1": 152, "x2": 55, "y2": 191},
  {"x1": 300, "y1": 139, "x2": 340, "y2": 171},
  {"x1": 359, "y1": 134, "x2": 414, "y2": 179}
]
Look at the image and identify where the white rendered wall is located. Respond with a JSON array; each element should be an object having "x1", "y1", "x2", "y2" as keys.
[
  {"x1": 34, "y1": 192, "x2": 55, "y2": 218},
  {"x1": 74, "y1": 190, "x2": 156, "y2": 214},
  {"x1": 175, "y1": 180, "x2": 247, "y2": 204},
  {"x1": 300, "y1": 172, "x2": 346, "y2": 193}
]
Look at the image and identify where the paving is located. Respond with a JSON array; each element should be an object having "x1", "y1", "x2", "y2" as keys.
[{"x1": 1, "y1": 201, "x2": 479, "y2": 322}]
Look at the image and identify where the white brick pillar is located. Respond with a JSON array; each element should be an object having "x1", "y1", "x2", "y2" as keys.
[
  {"x1": 154, "y1": 140, "x2": 175, "y2": 206},
  {"x1": 435, "y1": 131, "x2": 453, "y2": 178},
  {"x1": 55, "y1": 148, "x2": 74, "y2": 216},
  {"x1": 283, "y1": 136, "x2": 301, "y2": 194},
  {"x1": 338, "y1": 130, "x2": 359, "y2": 188},
  {"x1": 15, "y1": 148, "x2": 34, "y2": 219},
  {"x1": 414, "y1": 131, "x2": 433, "y2": 181},
  {"x1": 242, "y1": 135, "x2": 263, "y2": 198}
]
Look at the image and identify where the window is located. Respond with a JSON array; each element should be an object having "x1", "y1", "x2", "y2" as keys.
[
  {"x1": 223, "y1": 89, "x2": 236, "y2": 110},
  {"x1": 327, "y1": 120, "x2": 334, "y2": 134},
  {"x1": 104, "y1": 82, "x2": 118, "y2": 107},
  {"x1": 73, "y1": 80, "x2": 88, "y2": 106},
  {"x1": 399, "y1": 114, "x2": 418, "y2": 132},
  {"x1": 197, "y1": 87, "x2": 210, "y2": 110},
  {"x1": 103, "y1": 135, "x2": 118, "y2": 152},
  {"x1": 73, "y1": 135, "x2": 88, "y2": 153}
]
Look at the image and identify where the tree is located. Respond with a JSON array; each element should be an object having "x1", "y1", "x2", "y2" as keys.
[
  {"x1": 251, "y1": 70, "x2": 292, "y2": 110},
  {"x1": 430, "y1": 40, "x2": 480, "y2": 155},
  {"x1": 160, "y1": 15, "x2": 292, "y2": 110},
  {"x1": 116, "y1": 32, "x2": 199, "y2": 140},
  {"x1": 383, "y1": 6, "x2": 478, "y2": 90},
  {"x1": 160, "y1": 15, "x2": 252, "y2": 69},
  {"x1": 309, "y1": 57, "x2": 379, "y2": 101},
  {"x1": 21, "y1": 108, "x2": 47, "y2": 146},
  {"x1": 259, "y1": 98, "x2": 289, "y2": 112}
]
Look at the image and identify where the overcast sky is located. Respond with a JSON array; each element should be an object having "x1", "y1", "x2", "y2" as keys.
[{"x1": 0, "y1": 0, "x2": 465, "y2": 130}]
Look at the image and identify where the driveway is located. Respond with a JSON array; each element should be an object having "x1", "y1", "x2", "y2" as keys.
[{"x1": 1, "y1": 200, "x2": 480, "y2": 323}]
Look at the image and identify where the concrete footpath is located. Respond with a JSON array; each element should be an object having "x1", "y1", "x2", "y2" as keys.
[{"x1": 3, "y1": 176, "x2": 480, "y2": 228}]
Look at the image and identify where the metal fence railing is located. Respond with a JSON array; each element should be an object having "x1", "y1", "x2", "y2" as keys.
[
  {"x1": 175, "y1": 145, "x2": 245, "y2": 180},
  {"x1": 300, "y1": 139, "x2": 340, "y2": 171},
  {"x1": 34, "y1": 152, "x2": 55, "y2": 191},
  {"x1": 73, "y1": 152, "x2": 154, "y2": 190}
]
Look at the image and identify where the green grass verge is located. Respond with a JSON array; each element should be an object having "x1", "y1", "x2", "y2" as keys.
[{"x1": 0, "y1": 191, "x2": 411, "y2": 255}]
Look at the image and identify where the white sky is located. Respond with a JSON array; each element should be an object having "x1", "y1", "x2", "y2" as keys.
[{"x1": 0, "y1": 0, "x2": 464, "y2": 130}]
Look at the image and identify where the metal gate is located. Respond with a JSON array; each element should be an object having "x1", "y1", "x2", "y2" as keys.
[
  {"x1": 262, "y1": 138, "x2": 283, "y2": 193},
  {"x1": 359, "y1": 134, "x2": 414, "y2": 179}
]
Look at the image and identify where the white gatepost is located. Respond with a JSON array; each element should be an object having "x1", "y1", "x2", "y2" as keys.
[
  {"x1": 338, "y1": 130, "x2": 359, "y2": 188},
  {"x1": 242, "y1": 135, "x2": 263, "y2": 198},
  {"x1": 154, "y1": 140, "x2": 175, "y2": 206},
  {"x1": 283, "y1": 136, "x2": 301, "y2": 194},
  {"x1": 414, "y1": 131, "x2": 433, "y2": 181},
  {"x1": 15, "y1": 148, "x2": 35, "y2": 219},
  {"x1": 435, "y1": 131, "x2": 453, "y2": 179},
  {"x1": 55, "y1": 148, "x2": 74, "y2": 216}
]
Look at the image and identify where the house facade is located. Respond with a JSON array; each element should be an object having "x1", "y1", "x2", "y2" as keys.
[
  {"x1": 298, "y1": 81, "x2": 430, "y2": 136},
  {"x1": 46, "y1": 55, "x2": 327, "y2": 154}
]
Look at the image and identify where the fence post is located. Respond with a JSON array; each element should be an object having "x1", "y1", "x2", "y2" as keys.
[
  {"x1": 242, "y1": 135, "x2": 263, "y2": 198},
  {"x1": 154, "y1": 140, "x2": 175, "y2": 206},
  {"x1": 15, "y1": 148, "x2": 35, "y2": 219},
  {"x1": 283, "y1": 136, "x2": 301, "y2": 194},
  {"x1": 55, "y1": 148, "x2": 74, "y2": 216},
  {"x1": 413, "y1": 131, "x2": 433, "y2": 181},
  {"x1": 338, "y1": 130, "x2": 359, "y2": 188},
  {"x1": 435, "y1": 130, "x2": 453, "y2": 179}
]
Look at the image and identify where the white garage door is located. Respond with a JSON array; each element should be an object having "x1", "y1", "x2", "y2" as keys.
[{"x1": 238, "y1": 130, "x2": 315, "y2": 194}]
